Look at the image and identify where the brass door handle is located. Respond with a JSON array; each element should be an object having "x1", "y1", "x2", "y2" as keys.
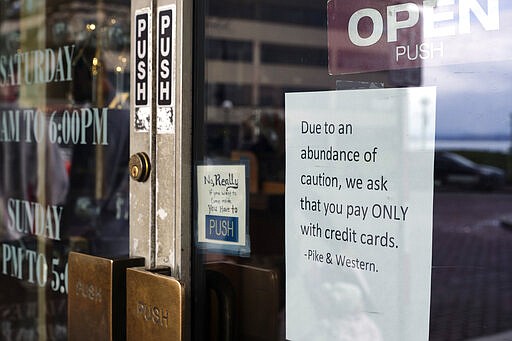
[
  {"x1": 206, "y1": 270, "x2": 236, "y2": 341},
  {"x1": 67, "y1": 252, "x2": 145, "y2": 341}
]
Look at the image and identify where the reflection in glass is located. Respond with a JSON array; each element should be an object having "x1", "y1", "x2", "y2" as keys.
[
  {"x1": 195, "y1": 1, "x2": 512, "y2": 341},
  {"x1": 0, "y1": 0, "x2": 130, "y2": 339}
]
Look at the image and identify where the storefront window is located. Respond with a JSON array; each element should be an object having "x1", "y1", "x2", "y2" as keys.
[{"x1": 2, "y1": 0, "x2": 512, "y2": 339}]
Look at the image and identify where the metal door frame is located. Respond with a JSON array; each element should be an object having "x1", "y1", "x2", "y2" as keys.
[{"x1": 129, "y1": 0, "x2": 193, "y2": 337}]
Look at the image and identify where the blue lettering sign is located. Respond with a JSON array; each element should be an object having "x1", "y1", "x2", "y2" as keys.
[{"x1": 205, "y1": 215, "x2": 239, "y2": 243}]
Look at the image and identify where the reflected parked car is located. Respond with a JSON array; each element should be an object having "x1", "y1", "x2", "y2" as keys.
[{"x1": 434, "y1": 152, "x2": 506, "y2": 190}]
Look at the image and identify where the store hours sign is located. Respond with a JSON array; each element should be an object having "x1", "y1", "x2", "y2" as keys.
[{"x1": 285, "y1": 88, "x2": 436, "y2": 340}]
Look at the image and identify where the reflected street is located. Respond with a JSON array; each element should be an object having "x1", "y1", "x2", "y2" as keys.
[{"x1": 431, "y1": 192, "x2": 512, "y2": 340}]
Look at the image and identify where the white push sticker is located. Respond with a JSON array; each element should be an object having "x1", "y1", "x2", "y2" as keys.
[{"x1": 285, "y1": 88, "x2": 436, "y2": 340}]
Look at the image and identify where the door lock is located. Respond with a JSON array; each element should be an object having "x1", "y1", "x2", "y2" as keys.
[{"x1": 129, "y1": 152, "x2": 151, "y2": 182}]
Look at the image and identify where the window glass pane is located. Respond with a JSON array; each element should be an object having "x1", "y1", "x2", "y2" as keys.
[
  {"x1": 207, "y1": 0, "x2": 325, "y2": 27},
  {"x1": 260, "y1": 43, "x2": 327, "y2": 67},
  {"x1": 206, "y1": 39, "x2": 253, "y2": 62},
  {"x1": 0, "y1": 0, "x2": 131, "y2": 338},
  {"x1": 194, "y1": 1, "x2": 512, "y2": 340}
]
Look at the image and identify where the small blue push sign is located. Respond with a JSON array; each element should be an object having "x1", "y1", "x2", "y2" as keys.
[
  {"x1": 205, "y1": 215, "x2": 239, "y2": 242},
  {"x1": 197, "y1": 164, "x2": 249, "y2": 255}
]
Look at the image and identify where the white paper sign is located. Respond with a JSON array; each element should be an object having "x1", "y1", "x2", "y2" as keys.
[
  {"x1": 285, "y1": 88, "x2": 436, "y2": 341},
  {"x1": 197, "y1": 165, "x2": 247, "y2": 247}
]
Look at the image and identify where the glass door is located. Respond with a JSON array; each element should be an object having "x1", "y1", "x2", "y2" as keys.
[
  {"x1": 3, "y1": 0, "x2": 512, "y2": 340},
  {"x1": 0, "y1": 0, "x2": 131, "y2": 339},
  {"x1": 191, "y1": 0, "x2": 512, "y2": 340}
]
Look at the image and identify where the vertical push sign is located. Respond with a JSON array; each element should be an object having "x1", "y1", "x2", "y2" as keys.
[
  {"x1": 157, "y1": 5, "x2": 176, "y2": 134},
  {"x1": 134, "y1": 8, "x2": 151, "y2": 132}
]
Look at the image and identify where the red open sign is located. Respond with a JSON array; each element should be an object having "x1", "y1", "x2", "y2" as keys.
[
  {"x1": 327, "y1": 0, "x2": 423, "y2": 75},
  {"x1": 327, "y1": 0, "x2": 503, "y2": 75}
]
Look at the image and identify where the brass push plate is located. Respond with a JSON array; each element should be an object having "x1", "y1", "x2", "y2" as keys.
[
  {"x1": 126, "y1": 268, "x2": 184, "y2": 340},
  {"x1": 68, "y1": 252, "x2": 145, "y2": 341}
]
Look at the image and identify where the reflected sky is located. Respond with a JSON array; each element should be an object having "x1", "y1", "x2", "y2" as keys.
[
  {"x1": 424, "y1": 60, "x2": 512, "y2": 138},
  {"x1": 421, "y1": 1, "x2": 512, "y2": 138}
]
